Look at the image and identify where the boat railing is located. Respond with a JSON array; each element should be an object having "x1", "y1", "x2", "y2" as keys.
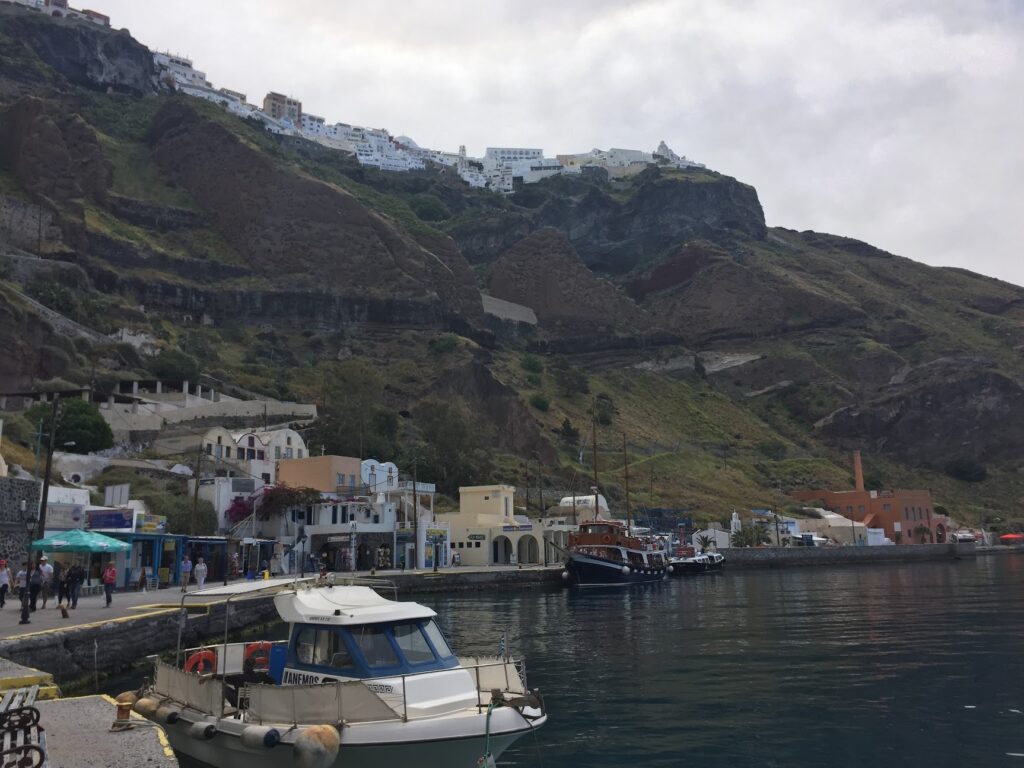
[{"x1": 248, "y1": 657, "x2": 526, "y2": 725}]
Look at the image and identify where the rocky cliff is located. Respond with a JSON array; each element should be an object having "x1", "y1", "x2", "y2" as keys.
[{"x1": 0, "y1": 9, "x2": 1022, "y2": 523}]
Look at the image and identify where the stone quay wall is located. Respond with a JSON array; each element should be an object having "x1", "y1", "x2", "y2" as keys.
[
  {"x1": 722, "y1": 541, "x2": 975, "y2": 569},
  {"x1": 0, "y1": 595, "x2": 281, "y2": 687},
  {"x1": 0, "y1": 477, "x2": 40, "y2": 564}
]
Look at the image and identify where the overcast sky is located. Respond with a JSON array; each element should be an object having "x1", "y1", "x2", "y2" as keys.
[{"x1": 92, "y1": 0, "x2": 1024, "y2": 286}]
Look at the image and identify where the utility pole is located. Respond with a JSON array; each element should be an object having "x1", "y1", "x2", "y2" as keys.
[
  {"x1": 190, "y1": 444, "x2": 203, "y2": 537},
  {"x1": 36, "y1": 397, "x2": 60, "y2": 541},
  {"x1": 591, "y1": 414, "x2": 599, "y2": 520},
  {"x1": 524, "y1": 461, "x2": 530, "y2": 514},
  {"x1": 536, "y1": 454, "x2": 543, "y2": 517},
  {"x1": 412, "y1": 458, "x2": 419, "y2": 570},
  {"x1": 774, "y1": 510, "x2": 781, "y2": 546}
]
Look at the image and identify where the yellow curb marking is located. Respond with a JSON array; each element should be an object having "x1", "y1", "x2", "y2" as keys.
[{"x1": 100, "y1": 694, "x2": 175, "y2": 759}]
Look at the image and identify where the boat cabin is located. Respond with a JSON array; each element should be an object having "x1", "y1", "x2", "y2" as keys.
[{"x1": 274, "y1": 586, "x2": 460, "y2": 684}]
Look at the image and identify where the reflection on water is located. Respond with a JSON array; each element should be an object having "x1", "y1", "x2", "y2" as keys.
[{"x1": 434, "y1": 556, "x2": 1024, "y2": 767}]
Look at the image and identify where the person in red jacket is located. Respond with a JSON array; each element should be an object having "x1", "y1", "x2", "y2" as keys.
[{"x1": 102, "y1": 561, "x2": 117, "y2": 607}]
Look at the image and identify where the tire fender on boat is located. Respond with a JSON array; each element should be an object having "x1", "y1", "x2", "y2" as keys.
[
  {"x1": 155, "y1": 705, "x2": 180, "y2": 724},
  {"x1": 241, "y1": 725, "x2": 281, "y2": 749},
  {"x1": 294, "y1": 724, "x2": 340, "y2": 768},
  {"x1": 621, "y1": 566, "x2": 630, "y2": 575},
  {"x1": 133, "y1": 697, "x2": 160, "y2": 718},
  {"x1": 188, "y1": 722, "x2": 217, "y2": 740},
  {"x1": 667, "y1": 565, "x2": 674, "y2": 574}
]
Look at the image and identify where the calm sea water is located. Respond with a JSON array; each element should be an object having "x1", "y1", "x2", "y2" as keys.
[
  {"x1": 434, "y1": 556, "x2": 1024, "y2": 768},
  {"x1": 160, "y1": 556, "x2": 1024, "y2": 767}
]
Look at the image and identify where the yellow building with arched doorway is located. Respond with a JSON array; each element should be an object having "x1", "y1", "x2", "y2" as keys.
[{"x1": 439, "y1": 485, "x2": 544, "y2": 566}]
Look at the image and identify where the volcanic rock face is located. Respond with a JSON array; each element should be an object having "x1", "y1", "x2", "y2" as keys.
[
  {"x1": 452, "y1": 168, "x2": 767, "y2": 272},
  {"x1": 146, "y1": 99, "x2": 482, "y2": 321},
  {"x1": 819, "y1": 362, "x2": 1024, "y2": 467},
  {"x1": 487, "y1": 229, "x2": 651, "y2": 335},
  {"x1": 0, "y1": 5, "x2": 157, "y2": 95},
  {"x1": 0, "y1": 96, "x2": 110, "y2": 209}
]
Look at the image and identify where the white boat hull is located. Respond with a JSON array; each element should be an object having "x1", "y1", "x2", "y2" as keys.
[{"x1": 162, "y1": 707, "x2": 545, "y2": 768}]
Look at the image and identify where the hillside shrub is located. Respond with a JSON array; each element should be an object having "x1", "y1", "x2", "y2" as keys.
[
  {"x1": 520, "y1": 354, "x2": 544, "y2": 374},
  {"x1": 428, "y1": 334, "x2": 458, "y2": 355},
  {"x1": 25, "y1": 398, "x2": 113, "y2": 454},
  {"x1": 529, "y1": 394, "x2": 550, "y2": 412},
  {"x1": 148, "y1": 349, "x2": 200, "y2": 382},
  {"x1": 944, "y1": 458, "x2": 987, "y2": 483}
]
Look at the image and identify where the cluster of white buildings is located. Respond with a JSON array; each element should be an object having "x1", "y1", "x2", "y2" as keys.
[
  {"x1": 152, "y1": 52, "x2": 706, "y2": 195},
  {"x1": 9, "y1": 0, "x2": 110, "y2": 26}
]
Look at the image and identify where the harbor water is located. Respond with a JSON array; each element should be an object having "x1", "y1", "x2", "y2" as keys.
[
  {"x1": 167, "y1": 555, "x2": 1024, "y2": 767},
  {"x1": 448, "y1": 555, "x2": 1024, "y2": 767}
]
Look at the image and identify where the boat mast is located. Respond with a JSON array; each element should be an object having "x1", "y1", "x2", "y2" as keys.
[
  {"x1": 591, "y1": 413, "x2": 599, "y2": 520},
  {"x1": 622, "y1": 433, "x2": 631, "y2": 537}
]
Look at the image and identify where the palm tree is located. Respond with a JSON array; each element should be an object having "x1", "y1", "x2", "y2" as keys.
[
  {"x1": 696, "y1": 534, "x2": 714, "y2": 553},
  {"x1": 731, "y1": 525, "x2": 771, "y2": 548},
  {"x1": 913, "y1": 524, "x2": 932, "y2": 544}
]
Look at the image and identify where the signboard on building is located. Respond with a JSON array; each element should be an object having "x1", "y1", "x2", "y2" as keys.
[
  {"x1": 327, "y1": 535, "x2": 351, "y2": 543},
  {"x1": 135, "y1": 513, "x2": 167, "y2": 533},
  {"x1": 426, "y1": 528, "x2": 448, "y2": 537},
  {"x1": 503, "y1": 525, "x2": 532, "y2": 531},
  {"x1": 88, "y1": 508, "x2": 133, "y2": 530},
  {"x1": 467, "y1": 534, "x2": 486, "y2": 541},
  {"x1": 46, "y1": 503, "x2": 85, "y2": 530}
]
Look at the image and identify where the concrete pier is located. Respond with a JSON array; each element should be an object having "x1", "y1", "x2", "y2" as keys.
[{"x1": 37, "y1": 695, "x2": 177, "y2": 767}]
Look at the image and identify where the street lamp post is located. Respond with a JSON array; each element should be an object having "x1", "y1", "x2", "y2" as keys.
[{"x1": 19, "y1": 500, "x2": 37, "y2": 626}]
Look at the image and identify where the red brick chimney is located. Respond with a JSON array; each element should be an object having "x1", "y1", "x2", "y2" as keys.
[{"x1": 853, "y1": 451, "x2": 865, "y2": 492}]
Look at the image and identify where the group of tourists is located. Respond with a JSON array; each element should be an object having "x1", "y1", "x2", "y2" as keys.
[{"x1": 0, "y1": 556, "x2": 119, "y2": 611}]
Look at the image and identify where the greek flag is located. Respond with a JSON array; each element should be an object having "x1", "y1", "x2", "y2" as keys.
[{"x1": 497, "y1": 631, "x2": 507, "y2": 658}]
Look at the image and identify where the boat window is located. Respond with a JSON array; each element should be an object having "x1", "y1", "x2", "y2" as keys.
[
  {"x1": 294, "y1": 627, "x2": 354, "y2": 670},
  {"x1": 422, "y1": 620, "x2": 453, "y2": 659},
  {"x1": 352, "y1": 625, "x2": 400, "y2": 668},
  {"x1": 392, "y1": 623, "x2": 435, "y2": 664}
]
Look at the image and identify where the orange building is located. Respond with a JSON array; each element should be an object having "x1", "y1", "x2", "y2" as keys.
[
  {"x1": 791, "y1": 452, "x2": 950, "y2": 545},
  {"x1": 277, "y1": 455, "x2": 362, "y2": 494}
]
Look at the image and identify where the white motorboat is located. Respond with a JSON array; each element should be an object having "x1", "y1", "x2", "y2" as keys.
[{"x1": 133, "y1": 576, "x2": 546, "y2": 768}]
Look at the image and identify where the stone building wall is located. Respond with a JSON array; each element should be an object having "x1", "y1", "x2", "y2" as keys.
[{"x1": 0, "y1": 476, "x2": 41, "y2": 562}]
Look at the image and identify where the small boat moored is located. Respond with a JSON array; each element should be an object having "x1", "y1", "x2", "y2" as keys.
[{"x1": 132, "y1": 576, "x2": 546, "y2": 768}]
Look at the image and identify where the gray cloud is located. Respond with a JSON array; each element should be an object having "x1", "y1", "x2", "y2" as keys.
[{"x1": 95, "y1": 0, "x2": 1024, "y2": 285}]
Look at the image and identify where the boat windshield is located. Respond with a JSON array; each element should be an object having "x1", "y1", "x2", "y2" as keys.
[{"x1": 288, "y1": 618, "x2": 458, "y2": 678}]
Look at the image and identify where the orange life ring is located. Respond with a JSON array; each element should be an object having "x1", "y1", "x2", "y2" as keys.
[
  {"x1": 601, "y1": 535, "x2": 612, "y2": 544},
  {"x1": 184, "y1": 649, "x2": 217, "y2": 675},
  {"x1": 245, "y1": 641, "x2": 273, "y2": 670}
]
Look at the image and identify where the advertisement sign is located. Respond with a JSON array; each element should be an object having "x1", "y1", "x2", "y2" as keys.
[
  {"x1": 136, "y1": 513, "x2": 166, "y2": 533},
  {"x1": 46, "y1": 504, "x2": 86, "y2": 530},
  {"x1": 468, "y1": 534, "x2": 486, "y2": 541},
  {"x1": 88, "y1": 508, "x2": 133, "y2": 530}
]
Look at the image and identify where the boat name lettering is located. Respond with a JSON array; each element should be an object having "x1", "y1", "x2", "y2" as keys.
[
  {"x1": 283, "y1": 670, "x2": 325, "y2": 685},
  {"x1": 306, "y1": 616, "x2": 332, "y2": 622},
  {"x1": 365, "y1": 683, "x2": 395, "y2": 694}
]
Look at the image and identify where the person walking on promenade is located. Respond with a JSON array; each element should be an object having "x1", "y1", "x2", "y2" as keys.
[
  {"x1": 194, "y1": 557, "x2": 208, "y2": 589},
  {"x1": 53, "y1": 559, "x2": 65, "y2": 606},
  {"x1": 39, "y1": 556, "x2": 53, "y2": 609},
  {"x1": 67, "y1": 562, "x2": 84, "y2": 609},
  {"x1": 181, "y1": 555, "x2": 192, "y2": 593},
  {"x1": 102, "y1": 561, "x2": 117, "y2": 607},
  {"x1": 28, "y1": 563, "x2": 42, "y2": 612},
  {"x1": 0, "y1": 559, "x2": 10, "y2": 608}
]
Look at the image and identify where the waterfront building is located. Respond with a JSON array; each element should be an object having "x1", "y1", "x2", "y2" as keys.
[
  {"x1": 201, "y1": 426, "x2": 306, "y2": 484},
  {"x1": 277, "y1": 454, "x2": 361, "y2": 494},
  {"x1": 437, "y1": 485, "x2": 543, "y2": 566},
  {"x1": 791, "y1": 452, "x2": 951, "y2": 545}
]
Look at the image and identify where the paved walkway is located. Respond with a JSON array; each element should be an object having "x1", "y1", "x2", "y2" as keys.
[
  {"x1": 38, "y1": 695, "x2": 177, "y2": 767},
  {"x1": 0, "y1": 566, "x2": 557, "y2": 640}
]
